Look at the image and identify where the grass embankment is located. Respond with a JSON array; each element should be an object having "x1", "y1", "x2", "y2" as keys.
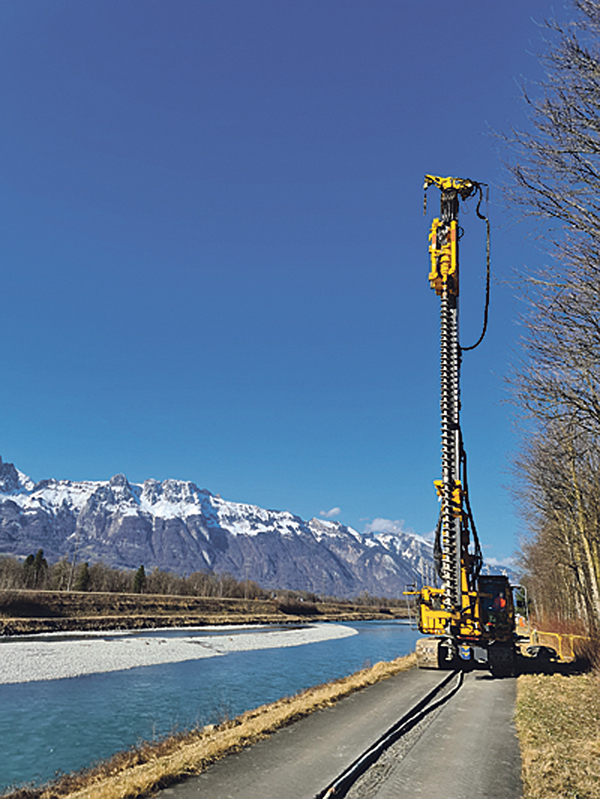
[
  {"x1": 0, "y1": 589, "x2": 407, "y2": 635},
  {"x1": 517, "y1": 672, "x2": 600, "y2": 798},
  {"x1": 516, "y1": 638, "x2": 600, "y2": 799},
  {"x1": 3, "y1": 653, "x2": 416, "y2": 799}
]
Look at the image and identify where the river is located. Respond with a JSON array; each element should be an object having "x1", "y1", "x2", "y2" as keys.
[{"x1": 0, "y1": 620, "x2": 420, "y2": 792}]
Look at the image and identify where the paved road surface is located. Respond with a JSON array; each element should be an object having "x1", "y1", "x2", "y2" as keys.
[
  {"x1": 159, "y1": 668, "x2": 522, "y2": 799},
  {"x1": 349, "y1": 671, "x2": 522, "y2": 798}
]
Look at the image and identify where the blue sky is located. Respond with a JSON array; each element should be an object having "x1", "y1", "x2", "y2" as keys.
[{"x1": 0, "y1": 0, "x2": 564, "y2": 566}]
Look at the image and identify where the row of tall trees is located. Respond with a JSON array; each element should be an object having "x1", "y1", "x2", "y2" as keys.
[
  {"x1": 0, "y1": 553, "x2": 268, "y2": 599},
  {"x1": 0, "y1": 552, "x2": 406, "y2": 607},
  {"x1": 507, "y1": 0, "x2": 600, "y2": 630}
]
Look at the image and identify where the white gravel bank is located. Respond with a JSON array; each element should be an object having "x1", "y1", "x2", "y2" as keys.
[{"x1": 0, "y1": 623, "x2": 357, "y2": 685}]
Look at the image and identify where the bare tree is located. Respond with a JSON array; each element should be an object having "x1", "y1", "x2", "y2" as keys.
[
  {"x1": 513, "y1": 424, "x2": 600, "y2": 628},
  {"x1": 505, "y1": 1, "x2": 600, "y2": 629}
]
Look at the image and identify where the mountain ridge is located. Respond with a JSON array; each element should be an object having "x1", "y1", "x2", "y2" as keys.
[{"x1": 0, "y1": 457, "x2": 438, "y2": 597}]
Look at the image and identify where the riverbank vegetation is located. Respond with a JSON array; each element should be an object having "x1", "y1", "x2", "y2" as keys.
[
  {"x1": 0, "y1": 553, "x2": 407, "y2": 608},
  {"x1": 0, "y1": 586, "x2": 408, "y2": 635},
  {"x1": 0, "y1": 554, "x2": 410, "y2": 634},
  {"x1": 1, "y1": 653, "x2": 416, "y2": 799},
  {"x1": 0, "y1": 551, "x2": 271, "y2": 598},
  {"x1": 505, "y1": 0, "x2": 600, "y2": 633}
]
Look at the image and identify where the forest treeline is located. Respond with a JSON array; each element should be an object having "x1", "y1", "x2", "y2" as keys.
[
  {"x1": 0, "y1": 550, "x2": 404, "y2": 608},
  {"x1": 507, "y1": 0, "x2": 600, "y2": 632},
  {"x1": 0, "y1": 550, "x2": 268, "y2": 599}
]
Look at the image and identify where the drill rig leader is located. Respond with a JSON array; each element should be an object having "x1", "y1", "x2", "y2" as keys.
[{"x1": 406, "y1": 175, "x2": 516, "y2": 678}]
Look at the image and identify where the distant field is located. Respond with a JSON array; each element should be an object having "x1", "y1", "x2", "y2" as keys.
[{"x1": 0, "y1": 589, "x2": 408, "y2": 635}]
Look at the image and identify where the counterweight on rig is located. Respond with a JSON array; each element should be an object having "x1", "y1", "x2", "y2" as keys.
[{"x1": 406, "y1": 175, "x2": 516, "y2": 678}]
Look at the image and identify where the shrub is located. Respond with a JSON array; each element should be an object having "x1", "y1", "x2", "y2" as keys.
[
  {"x1": 73, "y1": 562, "x2": 91, "y2": 592},
  {"x1": 573, "y1": 634, "x2": 600, "y2": 673},
  {"x1": 276, "y1": 598, "x2": 319, "y2": 615},
  {"x1": 133, "y1": 565, "x2": 147, "y2": 594}
]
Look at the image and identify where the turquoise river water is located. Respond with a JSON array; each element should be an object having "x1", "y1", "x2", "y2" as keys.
[{"x1": 0, "y1": 620, "x2": 420, "y2": 792}]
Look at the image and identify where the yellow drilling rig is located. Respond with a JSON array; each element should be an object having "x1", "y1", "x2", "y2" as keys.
[{"x1": 406, "y1": 175, "x2": 516, "y2": 678}]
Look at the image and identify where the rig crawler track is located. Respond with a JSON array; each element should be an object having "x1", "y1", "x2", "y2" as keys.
[{"x1": 317, "y1": 670, "x2": 464, "y2": 798}]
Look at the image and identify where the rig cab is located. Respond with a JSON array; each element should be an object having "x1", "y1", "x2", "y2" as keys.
[{"x1": 406, "y1": 175, "x2": 516, "y2": 678}]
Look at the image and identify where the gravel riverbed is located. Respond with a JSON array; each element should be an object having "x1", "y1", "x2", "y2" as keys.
[{"x1": 0, "y1": 623, "x2": 357, "y2": 684}]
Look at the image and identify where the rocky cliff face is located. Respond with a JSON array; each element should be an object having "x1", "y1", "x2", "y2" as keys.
[{"x1": 0, "y1": 457, "x2": 434, "y2": 597}]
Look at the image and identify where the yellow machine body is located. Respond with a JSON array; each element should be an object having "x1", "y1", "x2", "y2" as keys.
[
  {"x1": 407, "y1": 174, "x2": 516, "y2": 675},
  {"x1": 413, "y1": 571, "x2": 514, "y2": 644},
  {"x1": 428, "y1": 218, "x2": 458, "y2": 296}
]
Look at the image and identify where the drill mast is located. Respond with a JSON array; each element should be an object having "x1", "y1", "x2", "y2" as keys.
[
  {"x1": 425, "y1": 174, "x2": 479, "y2": 613},
  {"x1": 409, "y1": 175, "x2": 516, "y2": 676}
]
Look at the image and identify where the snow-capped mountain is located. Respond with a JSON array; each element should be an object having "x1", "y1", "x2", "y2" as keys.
[{"x1": 0, "y1": 457, "x2": 438, "y2": 597}]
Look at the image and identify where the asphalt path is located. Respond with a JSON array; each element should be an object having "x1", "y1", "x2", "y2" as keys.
[
  {"x1": 349, "y1": 670, "x2": 523, "y2": 799},
  {"x1": 159, "y1": 668, "x2": 522, "y2": 799}
]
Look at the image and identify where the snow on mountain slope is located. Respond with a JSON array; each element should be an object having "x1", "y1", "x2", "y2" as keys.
[
  {"x1": 0, "y1": 457, "x2": 442, "y2": 596},
  {"x1": 309, "y1": 518, "x2": 363, "y2": 543},
  {"x1": 0, "y1": 457, "x2": 35, "y2": 495}
]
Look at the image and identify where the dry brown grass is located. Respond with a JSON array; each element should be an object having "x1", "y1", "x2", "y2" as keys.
[
  {"x1": 516, "y1": 670, "x2": 600, "y2": 798},
  {"x1": 2, "y1": 653, "x2": 415, "y2": 799},
  {"x1": 0, "y1": 589, "x2": 407, "y2": 635}
]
